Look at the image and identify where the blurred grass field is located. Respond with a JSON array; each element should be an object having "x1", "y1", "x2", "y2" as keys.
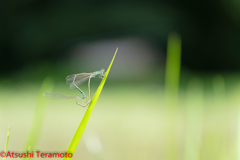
[
  {"x1": 1, "y1": 78, "x2": 240, "y2": 160},
  {"x1": 1, "y1": 35, "x2": 240, "y2": 160}
]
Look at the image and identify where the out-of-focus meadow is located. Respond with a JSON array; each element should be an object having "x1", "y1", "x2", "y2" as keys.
[
  {"x1": 2, "y1": 69, "x2": 240, "y2": 160},
  {"x1": 1, "y1": 1, "x2": 240, "y2": 160}
]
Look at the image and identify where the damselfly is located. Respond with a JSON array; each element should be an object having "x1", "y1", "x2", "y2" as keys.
[
  {"x1": 66, "y1": 68, "x2": 105, "y2": 100},
  {"x1": 43, "y1": 69, "x2": 105, "y2": 107}
]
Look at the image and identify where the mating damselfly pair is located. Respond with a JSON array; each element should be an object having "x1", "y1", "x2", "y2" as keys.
[{"x1": 43, "y1": 69, "x2": 105, "y2": 107}]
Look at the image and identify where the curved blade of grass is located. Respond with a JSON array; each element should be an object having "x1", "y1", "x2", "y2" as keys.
[
  {"x1": 63, "y1": 48, "x2": 118, "y2": 160},
  {"x1": 23, "y1": 77, "x2": 54, "y2": 160},
  {"x1": 163, "y1": 33, "x2": 181, "y2": 160},
  {"x1": 164, "y1": 32, "x2": 181, "y2": 109},
  {"x1": 3, "y1": 126, "x2": 10, "y2": 160}
]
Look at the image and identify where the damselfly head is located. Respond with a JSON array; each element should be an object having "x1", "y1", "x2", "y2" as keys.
[
  {"x1": 97, "y1": 69, "x2": 105, "y2": 79},
  {"x1": 101, "y1": 69, "x2": 105, "y2": 76},
  {"x1": 100, "y1": 68, "x2": 105, "y2": 73}
]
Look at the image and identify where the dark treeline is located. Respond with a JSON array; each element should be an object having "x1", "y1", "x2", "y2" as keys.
[{"x1": 1, "y1": 0, "x2": 240, "y2": 74}]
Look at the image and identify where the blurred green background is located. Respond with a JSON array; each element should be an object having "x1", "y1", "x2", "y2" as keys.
[{"x1": 1, "y1": 1, "x2": 240, "y2": 160}]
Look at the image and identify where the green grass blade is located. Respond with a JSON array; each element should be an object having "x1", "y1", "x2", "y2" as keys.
[
  {"x1": 63, "y1": 48, "x2": 118, "y2": 160},
  {"x1": 163, "y1": 33, "x2": 181, "y2": 160},
  {"x1": 23, "y1": 77, "x2": 54, "y2": 154},
  {"x1": 3, "y1": 126, "x2": 10, "y2": 160},
  {"x1": 164, "y1": 32, "x2": 181, "y2": 108}
]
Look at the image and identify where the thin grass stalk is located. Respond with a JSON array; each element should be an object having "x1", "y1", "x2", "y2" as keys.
[
  {"x1": 3, "y1": 126, "x2": 10, "y2": 160},
  {"x1": 164, "y1": 32, "x2": 181, "y2": 108},
  {"x1": 163, "y1": 33, "x2": 181, "y2": 160},
  {"x1": 23, "y1": 77, "x2": 54, "y2": 157}
]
